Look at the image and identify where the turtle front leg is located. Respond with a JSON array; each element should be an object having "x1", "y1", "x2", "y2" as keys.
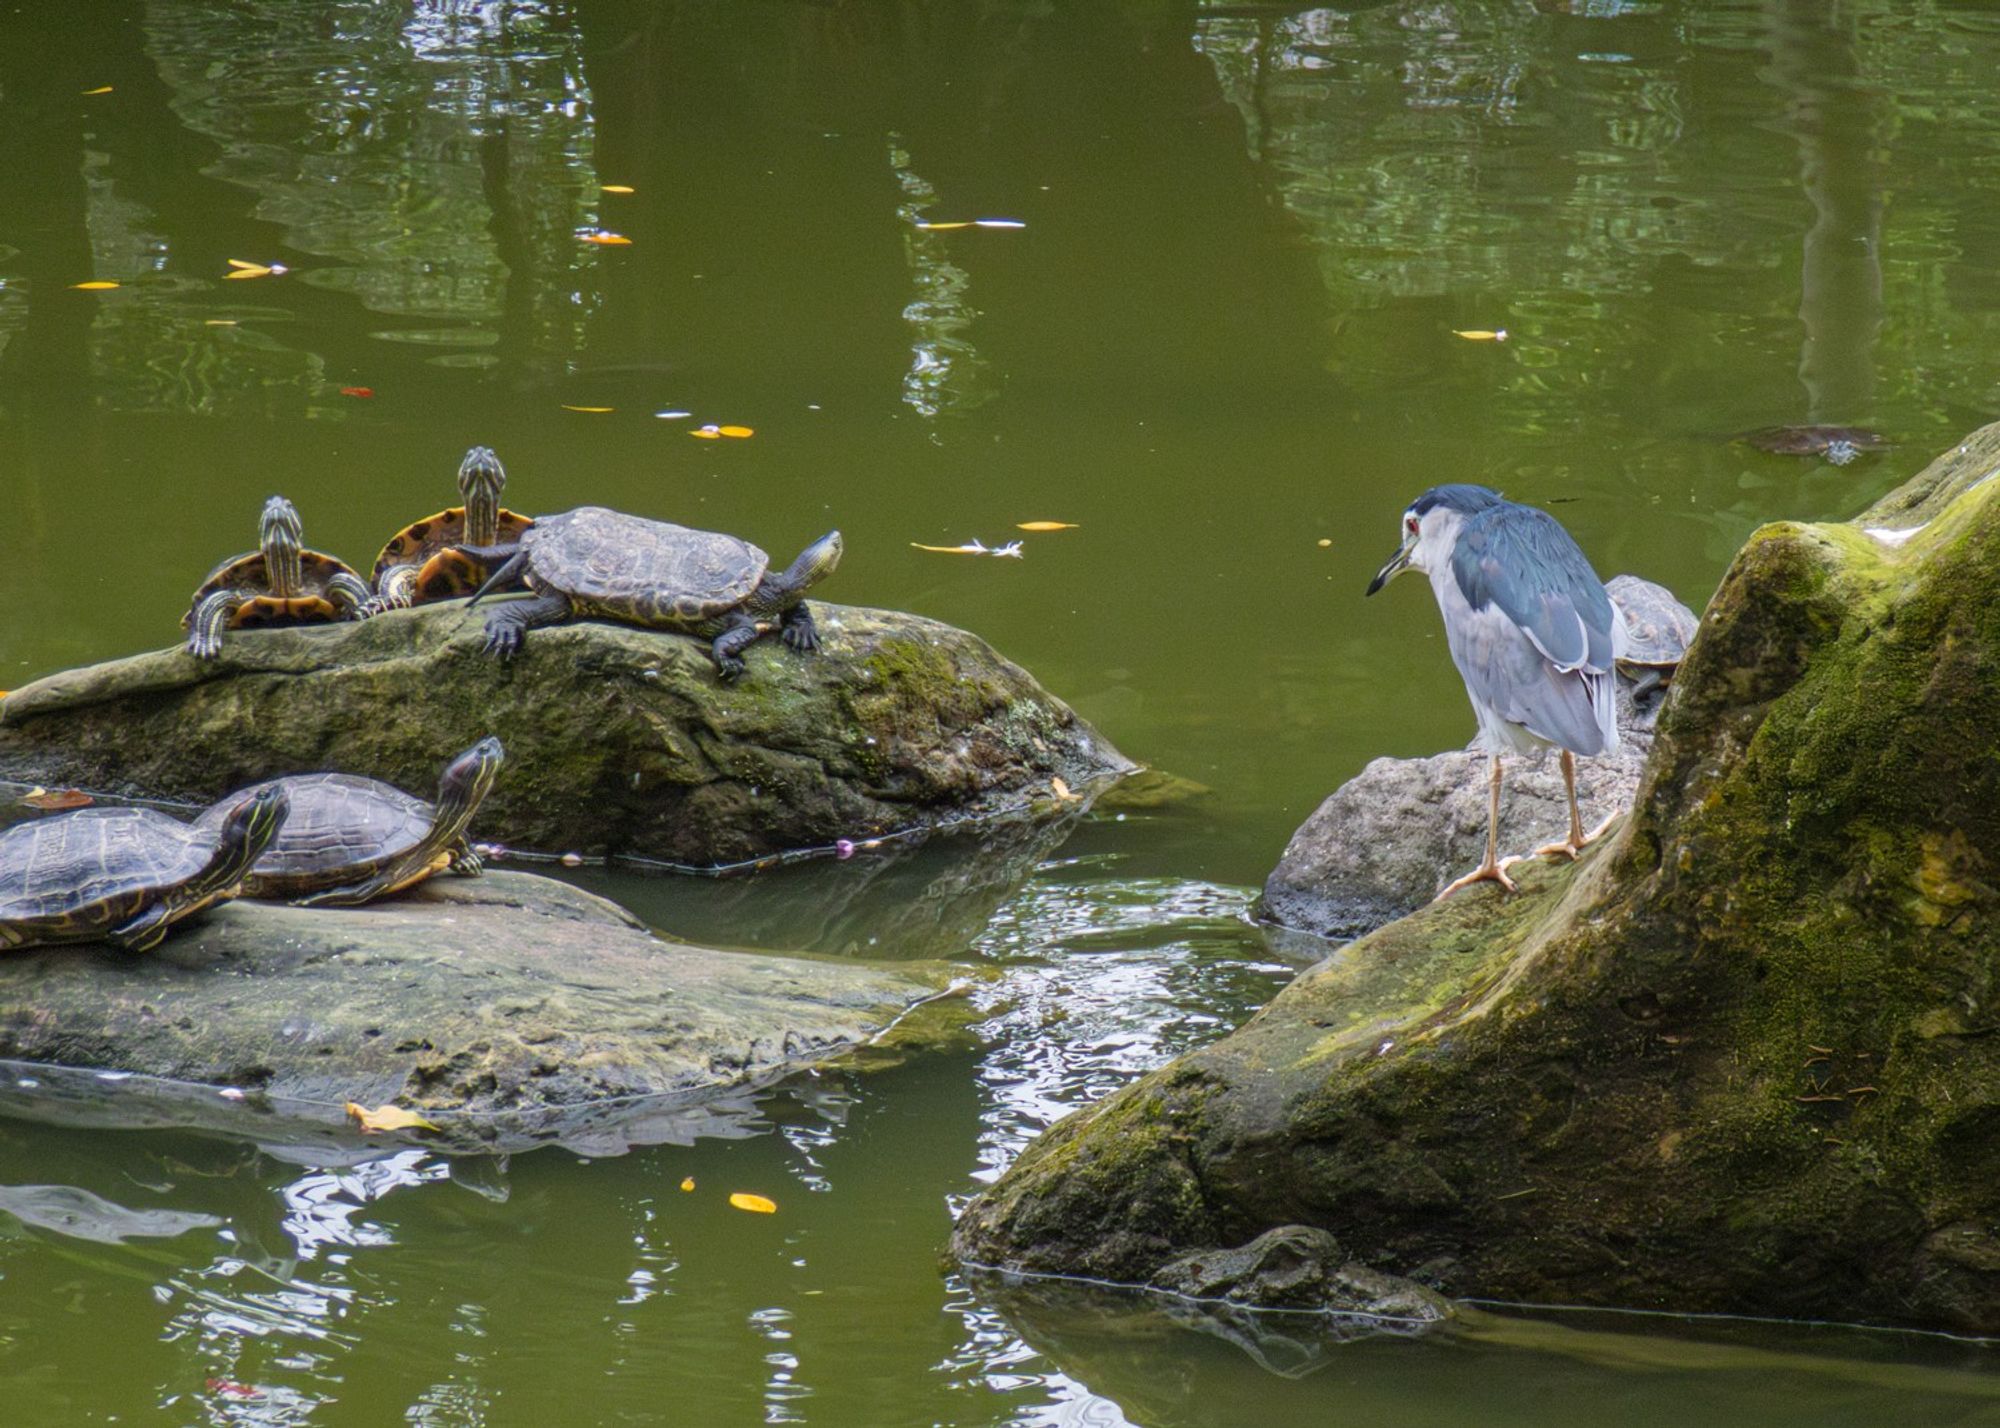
[
  {"x1": 108, "y1": 901, "x2": 179, "y2": 953},
  {"x1": 710, "y1": 611, "x2": 766, "y2": 682},
  {"x1": 187, "y1": 590, "x2": 249, "y2": 659},
  {"x1": 367, "y1": 564, "x2": 421, "y2": 615},
  {"x1": 482, "y1": 591, "x2": 573, "y2": 659},
  {"x1": 328, "y1": 571, "x2": 373, "y2": 621},
  {"x1": 779, "y1": 602, "x2": 820, "y2": 654}
]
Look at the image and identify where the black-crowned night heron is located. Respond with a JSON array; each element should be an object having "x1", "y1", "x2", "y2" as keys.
[{"x1": 1366, "y1": 483, "x2": 1627, "y2": 897}]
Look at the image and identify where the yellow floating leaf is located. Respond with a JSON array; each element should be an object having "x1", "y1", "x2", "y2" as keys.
[
  {"x1": 729, "y1": 1192, "x2": 778, "y2": 1214},
  {"x1": 680, "y1": 1176, "x2": 696, "y2": 1192},
  {"x1": 915, "y1": 220, "x2": 972, "y2": 231},
  {"x1": 226, "y1": 259, "x2": 265, "y2": 270},
  {"x1": 911, "y1": 541, "x2": 982, "y2": 554},
  {"x1": 204, "y1": 319, "x2": 238, "y2": 327},
  {"x1": 345, "y1": 1102, "x2": 441, "y2": 1134},
  {"x1": 1050, "y1": 777, "x2": 1081, "y2": 804},
  {"x1": 579, "y1": 232, "x2": 633, "y2": 246},
  {"x1": 80, "y1": 86, "x2": 113, "y2": 95},
  {"x1": 717, "y1": 425, "x2": 755, "y2": 439},
  {"x1": 224, "y1": 261, "x2": 287, "y2": 280},
  {"x1": 1317, "y1": 538, "x2": 1332, "y2": 548},
  {"x1": 601, "y1": 184, "x2": 636, "y2": 194},
  {"x1": 1451, "y1": 328, "x2": 1508, "y2": 342},
  {"x1": 70, "y1": 280, "x2": 120, "y2": 290},
  {"x1": 1015, "y1": 521, "x2": 1078, "y2": 532},
  {"x1": 562, "y1": 405, "x2": 615, "y2": 413},
  {"x1": 690, "y1": 428, "x2": 723, "y2": 439}
]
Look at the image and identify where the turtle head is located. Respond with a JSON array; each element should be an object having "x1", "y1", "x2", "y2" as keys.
[
  {"x1": 437, "y1": 736, "x2": 506, "y2": 817},
  {"x1": 458, "y1": 447, "x2": 507, "y2": 541},
  {"x1": 785, "y1": 530, "x2": 843, "y2": 591},
  {"x1": 205, "y1": 784, "x2": 291, "y2": 891},
  {"x1": 260, "y1": 496, "x2": 306, "y2": 596}
]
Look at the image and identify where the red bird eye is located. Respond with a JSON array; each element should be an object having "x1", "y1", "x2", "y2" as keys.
[{"x1": 1405, "y1": 516, "x2": 1419, "y2": 535}]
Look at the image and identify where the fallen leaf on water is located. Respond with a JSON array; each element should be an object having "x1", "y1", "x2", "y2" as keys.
[
  {"x1": 204, "y1": 319, "x2": 238, "y2": 327},
  {"x1": 717, "y1": 425, "x2": 754, "y2": 438},
  {"x1": 562, "y1": 405, "x2": 615, "y2": 414},
  {"x1": 690, "y1": 425, "x2": 722, "y2": 440},
  {"x1": 345, "y1": 1102, "x2": 441, "y2": 1134},
  {"x1": 70, "y1": 280, "x2": 120, "y2": 290},
  {"x1": 914, "y1": 220, "x2": 973, "y2": 231},
  {"x1": 601, "y1": 184, "x2": 636, "y2": 194},
  {"x1": 911, "y1": 540, "x2": 995, "y2": 555},
  {"x1": 22, "y1": 789, "x2": 93, "y2": 811},
  {"x1": 1050, "y1": 777, "x2": 1081, "y2": 804},
  {"x1": 729, "y1": 1192, "x2": 778, "y2": 1214},
  {"x1": 81, "y1": 86, "x2": 113, "y2": 96},
  {"x1": 339, "y1": 386, "x2": 374, "y2": 398},
  {"x1": 1452, "y1": 328, "x2": 1508, "y2": 342},
  {"x1": 224, "y1": 261, "x2": 288, "y2": 280},
  {"x1": 579, "y1": 232, "x2": 633, "y2": 246},
  {"x1": 680, "y1": 1176, "x2": 696, "y2": 1192},
  {"x1": 1015, "y1": 521, "x2": 1078, "y2": 532},
  {"x1": 1317, "y1": 538, "x2": 1332, "y2": 548}
]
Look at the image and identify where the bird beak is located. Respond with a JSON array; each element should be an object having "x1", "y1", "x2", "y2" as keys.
[{"x1": 1366, "y1": 541, "x2": 1412, "y2": 596}]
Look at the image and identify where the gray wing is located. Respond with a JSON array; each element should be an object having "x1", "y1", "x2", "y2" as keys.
[{"x1": 1451, "y1": 505, "x2": 1618, "y2": 676}]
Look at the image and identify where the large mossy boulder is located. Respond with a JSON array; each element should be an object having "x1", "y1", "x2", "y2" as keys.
[
  {"x1": 0, "y1": 871, "x2": 955, "y2": 1153},
  {"x1": 954, "y1": 425, "x2": 2000, "y2": 1333},
  {"x1": 0, "y1": 603, "x2": 1129, "y2": 863}
]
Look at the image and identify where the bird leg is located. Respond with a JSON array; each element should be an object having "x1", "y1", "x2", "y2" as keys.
[
  {"x1": 1534, "y1": 749, "x2": 1621, "y2": 860},
  {"x1": 1438, "y1": 754, "x2": 1519, "y2": 898}
]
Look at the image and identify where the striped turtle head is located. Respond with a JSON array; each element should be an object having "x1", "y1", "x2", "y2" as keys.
[
  {"x1": 457, "y1": 446, "x2": 507, "y2": 528},
  {"x1": 259, "y1": 496, "x2": 306, "y2": 596},
  {"x1": 437, "y1": 736, "x2": 506, "y2": 819}
]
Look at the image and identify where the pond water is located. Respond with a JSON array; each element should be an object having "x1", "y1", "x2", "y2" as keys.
[{"x1": 4, "y1": 0, "x2": 2000, "y2": 1422}]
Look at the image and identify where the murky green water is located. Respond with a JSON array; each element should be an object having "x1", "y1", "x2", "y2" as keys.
[{"x1": 4, "y1": 0, "x2": 2000, "y2": 1421}]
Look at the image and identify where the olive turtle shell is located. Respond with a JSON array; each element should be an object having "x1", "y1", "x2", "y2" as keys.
[
  {"x1": 0, "y1": 807, "x2": 220, "y2": 931},
  {"x1": 371, "y1": 505, "x2": 536, "y2": 603},
  {"x1": 1737, "y1": 425, "x2": 1889, "y2": 457},
  {"x1": 523, "y1": 507, "x2": 769, "y2": 624},
  {"x1": 1606, "y1": 573, "x2": 1698, "y2": 671},
  {"x1": 182, "y1": 548, "x2": 364, "y2": 630},
  {"x1": 192, "y1": 773, "x2": 433, "y2": 895}
]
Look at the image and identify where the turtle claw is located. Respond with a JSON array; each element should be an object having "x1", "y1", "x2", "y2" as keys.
[
  {"x1": 781, "y1": 624, "x2": 818, "y2": 654},
  {"x1": 715, "y1": 656, "x2": 747, "y2": 683}
]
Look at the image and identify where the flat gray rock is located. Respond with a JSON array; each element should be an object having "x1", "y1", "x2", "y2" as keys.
[{"x1": 0, "y1": 872, "x2": 955, "y2": 1153}]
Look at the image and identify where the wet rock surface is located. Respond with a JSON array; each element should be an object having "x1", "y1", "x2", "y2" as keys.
[
  {"x1": 955, "y1": 423, "x2": 2000, "y2": 1334},
  {"x1": 0, "y1": 601, "x2": 1131, "y2": 865},
  {"x1": 0, "y1": 871, "x2": 952, "y2": 1151},
  {"x1": 1151, "y1": 1226, "x2": 1452, "y2": 1321}
]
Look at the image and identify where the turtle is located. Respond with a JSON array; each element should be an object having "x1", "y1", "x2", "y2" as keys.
[
  {"x1": 366, "y1": 445, "x2": 535, "y2": 612},
  {"x1": 1736, "y1": 425, "x2": 1890, "y2": 466},
  {"x1": 461, "y1": 507, "x2": 843, "y2": 680},
  {"x1": 1605, "y1": 573, "x2": 1698, "y2": 699},
  {"x1": 183, "y1": 496, "x2": 372, "y2": 659},
  {"x1": 190, "y1": 736, "x2": 505, "y2": 907},
  {"x1": 0, "y1": 786, "x2": 289, "y2": 953}
]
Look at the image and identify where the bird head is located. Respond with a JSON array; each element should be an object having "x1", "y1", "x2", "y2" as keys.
[{"x1": 1366, "y1": 484, "x2": 1502, "y2": 595}]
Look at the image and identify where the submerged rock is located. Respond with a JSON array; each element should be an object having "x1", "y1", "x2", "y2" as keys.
[
  {"x1": 1151, "y1": 1226, "x2": 1452, "y2": 1321},
  {"x1": 0, "y1": 602, "x2": 1130, "y2": 864},
  {"x1": 955, "y1": 423, "x2": 2000, "y2": 1333},
  {"x1": 0, "y1": 871, "x2": 953, "y2": 1152}
]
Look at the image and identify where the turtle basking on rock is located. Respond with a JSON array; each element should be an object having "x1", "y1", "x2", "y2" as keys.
[
  {"x1": 183, "y1": 496, "x2": 371, "y2": 659},
  {"x1": 462, "y1": 507, "x2": 842, "y2": 680},
  {"x1": 366, "y1": 445, "x2": 534, "y2": 612},
  {"x1": 0, "y1": 786, "x2": 289, "y2": 952},
  {"x1": 191, "y1": 737, "x2": 503, "y2": 907}
]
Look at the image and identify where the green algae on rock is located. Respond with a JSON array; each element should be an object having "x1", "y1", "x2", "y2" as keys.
[
  {"x1": 0, "y1": 871, "x2": 956, "y2": 1154},
  {"x1": 953, "y1": 423, "x2": 2000, "y2": 1334},
  {"x1": 0, "y1": 602, "x2": 1130, "y2": 865}
]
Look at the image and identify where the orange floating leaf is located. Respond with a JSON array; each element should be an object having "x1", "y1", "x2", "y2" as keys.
[
  {"x1": 339, "y1": 386, "x2": 375, "y2": 398},
  {"x1": 729, "y1": 1192, "x2": 778, "y2": 1214},
  {"x1": 1015, "y1": 521, "x2": 1078, "y2": 532},
  {"x1": 601, "y1": 184, "x2": 636, "y2": 194},
  {"x1": 716, "y1": 425, "x2": 755, "y2": 439},
  {"x1": 70, "y1": 280, "x2": 120, "y2": 291},
  {"x1": 579, "y1": 232, "x2": 633, "y2": 246},
  {"x1": 562, "y1": 405, "x2": 614, "y2": 413},
  {"x1": 22, "y1": 789, "x2": 94, "y2": 811},
  {"x1": 1451, "y1": 328, "x2": 1508, "y2": 342},
  {"x1": 680, "y1": 1176, "x2": 696, "y2": 1192},
  {"x1": 345, "y1": 1102, "x2": 441, "y2": 1134},
  {"x1": 80, "y1": 86, "x2": 113, "y2": 96}
]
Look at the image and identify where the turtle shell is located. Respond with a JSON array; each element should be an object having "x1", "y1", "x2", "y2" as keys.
[
  {"x1": 1606, "y1": 574, "x2": 1698, "y2": 671},
  {"x1": 182, "y1": 548, "x2": 364, "y2": 630},
  {"x1": 192, "y1": 773, "x2": 432, "y2": 897},
  {"x1": 0, "y1": 808, "x2": 212, "y2": 935},
  {"x1": 1737, "y1": 425, "x2": 1889, "y2": 457},
  {"x1": 371, "y1": 505, "x2": 536, "y2": 603},
  {"x1": 524, "y1": 507, "x2": 769, "y2": 625}
]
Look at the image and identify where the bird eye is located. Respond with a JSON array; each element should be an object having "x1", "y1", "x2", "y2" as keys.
[{"x1": 1405, "y1": 516, "x2": 1419, "y2": 536}]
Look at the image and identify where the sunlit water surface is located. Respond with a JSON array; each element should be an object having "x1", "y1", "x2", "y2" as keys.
[{"x1": 3, "y1": 0, "x2": 2000, "y2": 1422}]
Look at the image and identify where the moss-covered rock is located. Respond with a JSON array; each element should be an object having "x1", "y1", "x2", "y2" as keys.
[
  {"x1": 0, "y1": 871, "x2": 955, "y2": 1153},
  {"x1": 953, "y1": 423, "x2": 2000, "y2": 1333},
  {"x1": 0, "y1": 603, "x2": 1129, "y2": 864}
]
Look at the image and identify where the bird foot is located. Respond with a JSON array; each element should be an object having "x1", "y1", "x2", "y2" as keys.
[
  {"x1": 1534, "y1": 809, "x2": 1626, "y2": 862},
  {"x1": 1435, "y1": 855, "x2": 1521, "y2": 900}
]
